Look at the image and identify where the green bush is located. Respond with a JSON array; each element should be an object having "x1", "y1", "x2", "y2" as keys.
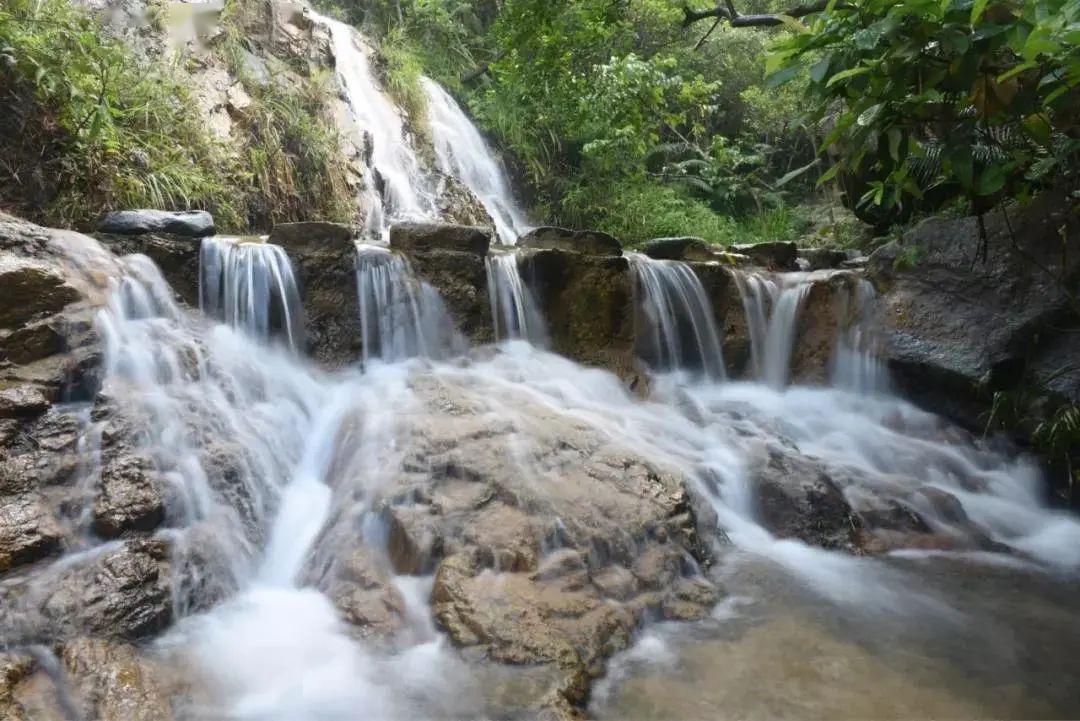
[{"x1": 0, "y1": 0, "x2": 242, "y2": 229}]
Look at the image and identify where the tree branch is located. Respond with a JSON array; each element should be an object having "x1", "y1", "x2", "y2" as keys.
[{"x1": 683, "y1": 0, "x2": 846, "y2": 28}]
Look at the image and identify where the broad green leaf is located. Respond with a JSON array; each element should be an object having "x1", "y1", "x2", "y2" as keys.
[
  {"x1": 976, "y1": 165, "x2": 1007, "y2": 196},
  {"x1": 888, "y1": 128, "x2": 903, "y2": 161},
  {"x1": 826, "y1": 66, "x2": 870, "y2": 87},
  {"x1": 971, "y1": 0, "x2": 990, "y2": 24},
  {"x1": 857, "y1": 103, "x2": 884, "y2": 126}
]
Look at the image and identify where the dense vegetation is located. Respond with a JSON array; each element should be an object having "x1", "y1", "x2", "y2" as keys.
[
  {"x1": 329, "y1": 0, "x2": 825, "y2": 245},
  {"x1": 0, "y1": 0, "x2": 354, "y2": 231}
]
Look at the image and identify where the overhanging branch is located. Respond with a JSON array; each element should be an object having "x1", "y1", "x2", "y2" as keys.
[{"x1": 683, "y1": 0, "x2": 846, "y2": 28}]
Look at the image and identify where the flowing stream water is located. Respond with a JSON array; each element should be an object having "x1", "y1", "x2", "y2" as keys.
[
  {"x1": 6, "y1": 231, "x2": 1080, "y2": 718},
  {"x1": 424, "y1": 78, "x2": 532, "y2": 245}
]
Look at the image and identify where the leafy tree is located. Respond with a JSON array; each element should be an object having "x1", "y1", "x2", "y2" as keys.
[{"x1": 762, "y1": 0, "x2": 1080, "y2": 224}]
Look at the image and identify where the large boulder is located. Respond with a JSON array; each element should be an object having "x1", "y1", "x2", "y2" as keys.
[
  {"x1": 518, "y1": 250, "x2": 636, "y2": 376},
  {"x1": 390, "y1": 222, "x2": 492, "y2": 256},
  {"x1": 731, "y1": 241, "x2": 798, "y2": 271},
  {"x1": 98, "y1": 210, "x2": 215, "y2": 237},
  {"x1": 94, "y1": 233, "x2": 202, "y2": 307},
  {"x1": 519, "y1": 227, "x2": 622, "y2": 257},
  {"x1": 0, "y1": 256, "x2": 81, "y2": 329},
  {"x1": 638, "y1": 237, "x2": 715, "y2": 262},
  {"x1": 868, "y1": 189, "x2": 1080, "y2": 426},
  {"x1": 268, "y1": 221, "x2": 353, "y2": 251},
  {"x1": 275, "y1": 228, "x2": 362, "y2": 367}
]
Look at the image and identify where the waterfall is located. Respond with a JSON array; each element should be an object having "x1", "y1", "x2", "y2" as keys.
[
  {"x1": 762, "y1": 279, "x2": 813, "y2": 388},
  {"x1": 423, "y1": 79, "x2": 531, "y2": 246},
  {"x1": 316, "y1": 14, "x2": 438, "y2": 237},
  {"x1": 734, "y1": 271, "x2": 813, "y2": 388},
  {"x1": 734, "y1": 272, "x2": 776, "y2": 379},
  {"x1": 832, "y1": 278, "x2": 889, "y2": 394},
  {"x1": 199, "y1": 236, "x2": 305, "y2": 351},
  {"x1": 628, "y1": 253, "x2": 725, "y2": 380},
  {"x1": 355, "y1": 244, "x2": 462, "y2": 363},
  {"x1": 485, "y1": 252, "x2": 547, "y2": 345}
]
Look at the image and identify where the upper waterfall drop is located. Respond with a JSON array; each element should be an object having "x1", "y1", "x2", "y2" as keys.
[
  {"x1": 315, "y1": 13, "x2": 439, "y2": 237},
  {"x1": 628, "y1": 252, "x2": 726, "y2": 380},
  {"x1": 199, "y1": 236, "x2": 305, "y2": 351},
  {"x1": 423, "y1": 79, "x2": 532, "y2": 246}
]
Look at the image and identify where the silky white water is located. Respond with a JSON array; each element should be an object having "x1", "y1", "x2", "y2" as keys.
[
  {"x1": 485, "y1": 251, "x2": 547, "y2": 345},
  {"x1": 199, "y1": 236, "x2": 305, "y2": 351},
  {"x1": 629, "y1": 252, "x2": 726, "y2": 380},
  {"x1": 315, "y1": 14, "x2": 438, "y2": 237},
  {"x1": 424, "y1": 79, "x2": 532, "y2": 245},
  {"x1": 8, "y1": 238, "x2": 1080, "y2": 719}
]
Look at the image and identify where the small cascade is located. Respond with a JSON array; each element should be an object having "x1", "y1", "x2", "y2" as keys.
[
  {"x1": 316, "y1": 14, "x2": 438, "y2": 237},
  {"x1": 485, "y1": 252, "x2": 547, "y2": 345},
  {"x1": 423, "y1": 79, "x2": 531, "y2": 245},
  {"x1": 832, "y1": 278, "x2": 889, "y2": 394},
  {"x1": 628, "y1": 253, "x2": 725, "y2": 379},
  {"x1": 733, "y1": 272, "x2": 776, "y2": 378},
  {"x1": 762, "y1": 278, "x2": 813, "y2": 388},
  {"x1": 355, "y1": 244, "x2": 462, "y2": 363},
  {"x1": 199, "y1": 236, "x2": 305, "y2": 350},
  {"x1": 733, "y1": 271, "x2": 813, "y2": 388}
]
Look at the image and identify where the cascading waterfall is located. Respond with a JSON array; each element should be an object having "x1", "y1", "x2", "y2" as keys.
[
  {"x1": 734, "y1": 271, "x2": 814, "y2": 388},
  {"x1": 485, "y1": 252, "x2": 547, "y2": 345},
  {"x1": 831, "y1": 278, "x2": 889, "y2": 394},
  {"x1": 199, "y1": 236, "x2": 305, "y2": 350},
  {"x1": 761, "y1": 278, "x2": 813, "y2": 388},
  {"x1": 316, "y1": 13, "x2": 438, "y2": 237},
  {"x1": 8, "y1": 232, "x2": 1080, "y2": 720},
  {"x1": 628, "y1": 252, "x2": 726, "y2": 379},
  {"x1": 423, "y1": 79, "x2": 532, "y2": 245},
  {"x1": 355, "y1": 244, "x2": 462, "y2": 363}
]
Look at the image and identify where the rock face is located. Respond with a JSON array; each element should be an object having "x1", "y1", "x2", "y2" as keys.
[
  {"x1": 98, "y1": 210, "x2": 215, "y2": 238},
  {"x1": 269, "y1": 221, "x2": 353, "y2": 249},
  {"x1": 94, "y1": 232, "x2": 202, "y2": 307},
  {"x1": 869, "y1": 190, "x2": 1080, "y2": 424},
  {"x1": 519, "y1": 227, "x2": 622, "y2": 257},
  {"x1": 519, "y1": 250, "x2": 636, "y2": 376},
  {"x1": 638, "y1": 237, "x2": 716, "y2": 262},
  {"x1": 731, "y1": 241, "x2": 798, "y2": 271},
  {"x1": 390, "y1": 222, "x2": 492, "y2": 256},
  {"x1": 266, "y1": 227, "x2": 362, "y2": 367},
  {"x1": 390, "y1": 223, "x2": 495, "y2": 344}
]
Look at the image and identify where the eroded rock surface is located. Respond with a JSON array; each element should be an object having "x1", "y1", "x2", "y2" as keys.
[
  {"x1": 519, "y1": 227, "x2": 622, "y2": 257},
  {"x1": 98, "y1": 210, "x2": 215, "y2": 238}
]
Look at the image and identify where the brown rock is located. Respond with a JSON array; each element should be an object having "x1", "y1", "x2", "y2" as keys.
[
  {"x1": 0, "y1": 256, "x2": 81, "y2": 329},
  {"x1": 0, "y1": 494, "x2": 63, "y2": 572},
  {"x1": 269, "y1": 221, "x2": 354, "y2": 252},
  {"x1": 390, "y1": 222, "x2": 492, "y2": 256},
  {"x1": 91, "y1": 455, "x2": 166, "y2": 539},
  {"x1": 519, "y1": 227, "x2": 622, "y2": 257},
  {"x1": 0, "y1": 386, "x2": 49, "y2": 419}
]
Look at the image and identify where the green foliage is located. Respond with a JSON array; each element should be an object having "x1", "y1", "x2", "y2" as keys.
[
  {"x1": 0, "y1": 0, "x2": 241, "y2": 228},
  {"x1": 769, "y1": 0, "x2": 1080, "y2": 221},
  {"x1": 242, "y1": 70, "x2": 356, "y2": 227},
  {"x1": 377, "y1": 27, "x2": 429, "y2": 125}
]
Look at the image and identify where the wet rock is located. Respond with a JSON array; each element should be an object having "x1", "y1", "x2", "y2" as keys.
[
  {"x1": 638, "y1": 237, "x2": 715, "y2": 262},
  {"x1": 868, "y1": 189, "x2": 1080, "y2": 429},
  {"x1": 98, "y1": 210, "x2": 214, "y2": 237},
  {"x1": 731, "y1": 241, "x2": 798, "y2": 271},
  {"x1": 0, "y1": 494, "x2": 63, "y2": 572},
  {"x1": 0, "y1": 387, "x2": 50, "y2": 419},
  {"x1": 751, "y1": 443, "x2": 857, "y2": 550},
  {"x1": 518, "y1": 250, "x2": 635, "y2": 375},
  {"x1": 313, "y1": 548, "x2": 406, "y2": 639},
  {"x1": 799, "y1": 247, "x2": 851, "y2": 271},
  {"x1": 276, "y1": 227, "x2": 362, "y2": 366},
  {"x1": 60, "y1": 638, "x2": 177, "y2": 721},
  {"x1": 269, "y1": 221, "x2": 353, "y2": 251},
  {"x1": 38, "y1": 539, "x2": 172, "y2": 642},
  {"x1": 519, "y1": 227, "x2": 622, "y2": 257},
  {"x1": 1, "y1": 321, "x2": 66, "y2": 365},
  {"x1": 390, "y1": 222, "x2": 492, "y2": 256},
  {"x1": 91, "y1": 455, "x2": 165, "y2": 539},
  {"x1": 0, "y1": 653, "x2": 34, "y2": 721},
  {"x1": 407, "y1": 248, "x2": 493, "y2": 344},
  {"x1": 94, "y1": 233, "x2": 202, "y2": 306},
  {"x1": 0, "y1": 256, "x2": 81, "y2": 329}
]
